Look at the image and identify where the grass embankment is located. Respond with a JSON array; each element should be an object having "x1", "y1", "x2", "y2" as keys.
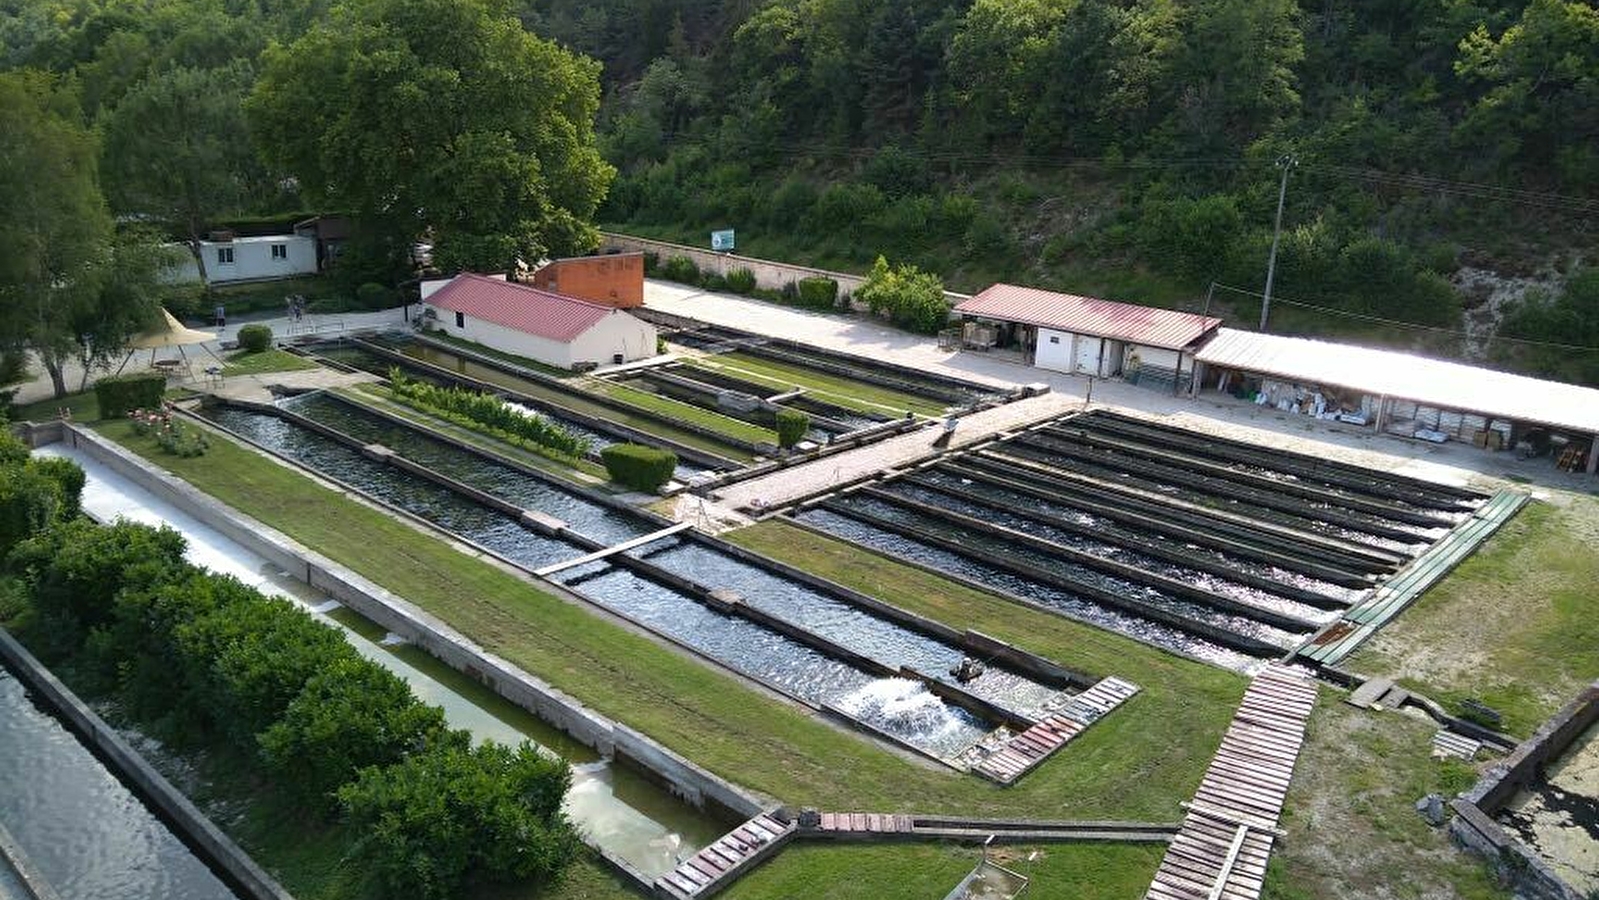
[
  {"x1": 1262, "y1": 695, "x2": 1504, "y2": 900},
  {"x1": 342, "y1": 385, "x2": 610, "y2": 482},
  {"x1": 222, "y1": 348, "x2": 321, "y2": 376},
  {"x1": 95, "y1": 419, "x2": 1238, "y2": 826},
  {"x1": 688, "y1": 351, "x2": 949, "y2": 419},
  {"x1": 423, "y1": 331, "x2": 577, "y2": 379},
  {"x1": 589, "y1": 380, "x2": 778, "y2": 446},
  {"x1": 723, "y1": 842, "x2": 1164, "y2": 900},
  {"x1": 1349, "y1": 497, "x2": 1599, "y2": 736}
]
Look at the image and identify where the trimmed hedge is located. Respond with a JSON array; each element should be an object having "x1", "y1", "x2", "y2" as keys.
[
  {"x1": 389, "y1": 370, "x2": 590, "y2": 459},
  {"x1": 797, "y1": 276, "x2": 839, "y2": 309},
  {"x1": 601, "y1": 443, "x2": 677, "y2": 492},
  {"x1": 237, "y1": 324, "x2": 273, "y2": 352},
  {"x1": 95, "y1": 373, "x2": 166, "y2": 419},
  {"x1": 775, "y1": 408, "x2": 810, "y2": 448}
]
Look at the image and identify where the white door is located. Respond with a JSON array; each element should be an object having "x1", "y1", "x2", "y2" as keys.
[
  {"x1": 1033, "y1": 328, "x2": 1073, "y2": 373},
  {"x1": 1073, "y1": 334, "x2": 1102, "y2": 374}
]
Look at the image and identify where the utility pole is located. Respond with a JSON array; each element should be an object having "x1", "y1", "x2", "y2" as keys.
[{"x1": 1259, "y1": 154, "x2": 1297, "y2": 331}]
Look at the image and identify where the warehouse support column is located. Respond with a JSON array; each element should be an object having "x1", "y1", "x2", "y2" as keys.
[
  {"x1": 1374, "y1": 395, "x2": 1389, "y2": 432},
  {"x1": 1586, "y1": 435, "x2": 1598, "y2": 475}
]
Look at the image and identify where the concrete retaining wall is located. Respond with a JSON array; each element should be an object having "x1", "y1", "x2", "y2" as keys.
[
  {"x1": 1449, "y1": 678, "x2": 1599, "y2": 900},
  {"x1": 0, "y1": 820, "x2": 63, "y2": 900},
  {"x1": 0, "y1": 627, "x2": 294, "y2": 900},
  {"x1": 52, "y1": 426, "x2": 768, "y2": 829}
]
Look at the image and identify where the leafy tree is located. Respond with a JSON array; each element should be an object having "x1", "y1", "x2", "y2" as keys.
[
  {"x1": 101, "y1": 63, "x2": 264, "y2": 286},
  {"x1": 248, "y1": 0, "x2": 615, "y2": 273},
  {"x1": 857, "y1": 255, "x2": 949, "y2": 334},
  {"x1": 338, "y1": 737, "x2": 579, "y2": 899}
]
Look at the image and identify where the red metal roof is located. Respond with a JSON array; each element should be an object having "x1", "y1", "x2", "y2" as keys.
[
  {"x1": 425, "y1": 273, "x2": 616, "y2": 342},
  {"x1": 955, "y1": 284, "x2": 1221, "y2": 350}
]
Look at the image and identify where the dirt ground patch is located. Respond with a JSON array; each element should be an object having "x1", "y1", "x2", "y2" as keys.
[
  {"x1": 1349, "y1": 491, "x2": 1599, "y2": 736},
  {"x1": 1265, "y1": 697, "x2": 1506, "y2": 900}
]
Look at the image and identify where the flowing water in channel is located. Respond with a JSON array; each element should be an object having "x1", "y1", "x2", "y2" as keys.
[
  {"x1": 35, "y1": 444, "x2": 729, "y2": 879},
  {"x1": 0, "y1": 667, "x2": 239, "y2": 900},
  {"x1": 198, "y1": 404, "x2": 1004, "y2": 756}
]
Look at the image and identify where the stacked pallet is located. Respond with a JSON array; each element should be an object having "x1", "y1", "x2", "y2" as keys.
[
  {"x1": 657, "y1": 812, "x2": 795, "y2": 900},
  {"x1": 815, "y1": 812, "x2": 915, "y2": 834},
  {"x1": 1145, "y1": 665, "x2": 1318, "y2": 900},
  {"x1": 975, "y1": 676, "x2": 1140, "y2": 785}
]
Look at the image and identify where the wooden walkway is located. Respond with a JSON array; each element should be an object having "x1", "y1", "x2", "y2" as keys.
[
  {"x1": 1298, "y1": 490, "x2": 1528, "y2": 665},
  {"x1": 532, "y1": 522, "x2": 692, "y2": 577},
  {"x1": 809, "y1": 812, "x2": 1176, "y2": 843},
  {"x1": 1145, "y1": 665, "x2": 1318, "y2": 900},
  {"x1": 975, "y1": 677, "x2": 1140, "y2": 785},
  {"x1": 657, "y1": 812, "x2": 795, "y2": 900}
]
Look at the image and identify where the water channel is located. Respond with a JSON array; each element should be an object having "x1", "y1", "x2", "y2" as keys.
[
  {"x1": 1499, "y1": 724, "x2": 1599, "y2": 894},
  {"x1": 0, "y1": 667, "x2": 238, "y2": 900},
  {"x1": 200, "y1": 400, "x2": 1040, "y2": 756},
  {"x1": 35, "y1": 443, "x2": 729, "y2": 879}
]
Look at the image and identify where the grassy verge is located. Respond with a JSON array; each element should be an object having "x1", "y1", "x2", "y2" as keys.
[
  {"x1": 95, "y1": 419, "x2": 1234, "y2": 822},
  {"x1": 424, "y1": 331, "x2": 577, "y2": 379},
  {"x1": 222, "y1": 348, "x2": 321, "y2": 376},
  {"x1": 15, "y1": 389, "x2": 102, "y2": 423},
  {"x1": 341, "y1": 384, "x2": 610, "y2": 482},
  {"x1": 689, "y1": 351, "x2": 947, "y2": 418},
  {"x1": 589, "y1": 380, "x2": 777, "y2": 446},
  {"x1": 722, "y1": 842, "x2": 1163, "y2": 900},
  {"x1": 1348, "y1": 496, "x2": 1599, "y2": 736},
  {"x1": 1263, "y1": 695, "x2": 1506, "y2": 900}
]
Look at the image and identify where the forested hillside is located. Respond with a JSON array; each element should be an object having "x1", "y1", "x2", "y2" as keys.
[{"x1": 2, "y1": 0, "x2": 1596, "y2": 382}]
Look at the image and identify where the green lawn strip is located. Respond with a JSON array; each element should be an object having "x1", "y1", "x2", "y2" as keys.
[
  {"x1": 710, "y1": 351, "x2": 950, "y2": 418},
  {"x1": 95, "y1": 420, "x2": 1227, "y2": 822},
  {"x1": 424, "y1": 331, "x2": 577, "y2": 379},
  {"x1": 723, "y1": 842, "x2": 1163, "y2": 900},
  {"x1": 684, "y1": 357, "x2": 913, "y2": 420},
  {"x1": 1264, "y1": 694, "x2": 1505, "y2": 900},
  {"x1": 15, "y1": 388, "x2": 102, "y2": 423},
  {"x1": 589, "y1": 380, "x2": 777, "y2": 446},
  {"x1": 222, "y1": 348, "x2": 321, "y2": 376},
  {"x1": 339, "y1": 384, "x2": 611, "y2": 482},
  {"x1": 723, "y1": 519, "x2": 1244, "y2": 818},
  {"x1": 1348, "y1": 497, "x2": 1599, "y2": 736}
]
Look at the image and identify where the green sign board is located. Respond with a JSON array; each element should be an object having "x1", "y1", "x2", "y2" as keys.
[{"x1": 710, "y1": 229, "x2": 736, "y2": 252}]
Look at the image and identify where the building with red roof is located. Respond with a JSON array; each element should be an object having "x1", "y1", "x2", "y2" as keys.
[
  {"x1": 954, "y1": 284, "x2": 1222, "y2": 393},
  {"x1": 420, "y1": 273, "x2": 658, "y2": 370}
]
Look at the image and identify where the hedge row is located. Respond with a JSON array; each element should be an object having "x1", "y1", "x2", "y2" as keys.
[
  {"x1": 4, "y1": 456, "x2": 577, "y2": 898},
  {"x1": 389, "y1": 369, "x2": 590, "y2": 459},
  {"x1": 775, "y1": 408, "x2": 810, "y2": 448},
  {"x1": 600, "y1": 443, "x2": 678, "y2": 492},
  {"x1": 95, "y1": 373, "x2": 167, "y2": 419}
]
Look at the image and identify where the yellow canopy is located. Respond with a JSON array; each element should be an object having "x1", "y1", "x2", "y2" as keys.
[{"x1": 128, "y1": 309, "x2": 217, "y2": 349}]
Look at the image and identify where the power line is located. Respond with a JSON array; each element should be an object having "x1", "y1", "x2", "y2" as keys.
[{"x1": 1211, "y1": 282, "x2": 1599, "y2": 354}]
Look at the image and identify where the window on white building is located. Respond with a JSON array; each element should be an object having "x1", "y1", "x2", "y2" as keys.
[
  {"x1": 455, "y1": 311, "x2": 465, "y2": 328},
  {"x1": 271, "y1": 243, "x2": 288, "y2": 260},
  {"x1": 216, "y1": 246, "x2": 235, "y2": 265}
]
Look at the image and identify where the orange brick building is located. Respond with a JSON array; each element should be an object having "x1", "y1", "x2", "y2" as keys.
[{"x1": 528, "y1": 252, "x2": 645, "y2": 308}]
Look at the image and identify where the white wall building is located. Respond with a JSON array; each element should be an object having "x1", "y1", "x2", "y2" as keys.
[
  {"x1": 165, "y1": 234, "x2": 318, "y2": 285},
  {"x1": 420, "y1": 273, "x2": 659, "y2": 370}
]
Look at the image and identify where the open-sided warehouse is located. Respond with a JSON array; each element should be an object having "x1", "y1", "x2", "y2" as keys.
[
  {"x1": 953, "y1": 284, "x2": 1221, "y2": 393},
  {"x1": 1193, "y1": 327, "x2": 1599, "y2": 475}
]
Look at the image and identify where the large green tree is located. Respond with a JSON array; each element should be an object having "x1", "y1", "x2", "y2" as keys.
[{"x1": 248, "y1": 0, "x2": 614, "y2": 274}]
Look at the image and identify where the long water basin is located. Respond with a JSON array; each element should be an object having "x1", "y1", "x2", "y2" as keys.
[{"x1": 35, "y1": 443, "x2": 728, "y2": 879}]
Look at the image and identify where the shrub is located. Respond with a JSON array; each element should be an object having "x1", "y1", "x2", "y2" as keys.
[
  {"x1": 237, "y1": 324, "x2": 273, "y2": 353},
  {"x1": 12, "y1": 518, "x2": 188, "y2": 635},
  {"x1": 796, "y1": 276, "x2": 839, "y2": 309},
  {"x1": 725, "y1": 267, "x2": 757, "y2": 294},
  {"x1": 26, "y1": 457, "x2": 84, "y2": 520},
  {"x1": 388, "y1": 370, "x2": 590, "y2": 459},
  {"x1": 656, "y1": 336, "x2": 668, "y2": 355},
  {"x1": 129, "y1": 408, "x2": 210, "y2": 457},
  {"x1": 659, "y1": 254, "x2": 700, "y2": 284},
  {"x1": 856, "y1": 256, "x2": 949, "y2": 334},
  {"x1": 0, "y1": 466, "x2": 67, "y2": 558},
  {"x1": 701, "y1": 272, "x2": 727, "y2": 292},
  {"x1": 95, "y1": 373, "x2": 166, "y2": 419},
  {"x1": 775, "y1": 408, "x2": 810, "y2": 448},
  {"x1": 601, "y1": 443, "x2": 678, "y2": 492},
  {"x1": 356, "y1": 281, "x2": 395, "y2": 309},
  {"x1": 338, "y1": 738, "x2": 579, "y2": 899}
]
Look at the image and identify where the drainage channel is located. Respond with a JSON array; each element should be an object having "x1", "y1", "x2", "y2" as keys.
[
  {"x1": 1076, "y1": 411, "x2": 1486, "y2": 510},
  {"x1": 198, "y1": 402, "x2": 1065, "y2": 760},
  {"x1": 34, "y1": 442, "x2": 731, "y2": 880},
  {"x1": 613, "y1": 370, "x2": 844, "y2": 442},
  {"x1": 995, "y1": 438, "x2": 1434, "y2": 554},
  {"x1": 669, "y1": 362, "x2": 892, "y2": 431}
]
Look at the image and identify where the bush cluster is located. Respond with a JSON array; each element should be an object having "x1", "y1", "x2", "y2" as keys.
[
  {"x1": 658, "y1": 254, "x2": 700, "y2": 285},
  {"x1": 389, "y1": 370, "x2": 590, "y2": 460},
  {"x1": 774, "y1": 408, "x2": 810, "y2": 448},
  {"x1": 129, "y1": 407, "x2": 210, "y2": 457},
  {"x1": 600, "y1": 443, "x2": 677, "y2": 492},
  {"x1": 5, "y1": 507, "x2": 577, "y2": 899},
  {"x1": 236, "y1": 324, "x2": 273, "y2": 353},
  {"x1": 856, "y1": 256, "x2": 950, "y2": 334},
  {"x1": 725, "y1": 266, "x2": 757, "y2": 294},
  {"x1": 796, "y1": 276, "x2": 840, "y2": 309},
  {"x1": 94, "y1": 373, "x2": 166, "y2": 419}
]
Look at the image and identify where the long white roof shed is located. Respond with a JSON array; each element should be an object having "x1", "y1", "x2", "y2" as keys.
[{"x1": 1195, "y1": 327, "x2": 1599, "y2": 435}]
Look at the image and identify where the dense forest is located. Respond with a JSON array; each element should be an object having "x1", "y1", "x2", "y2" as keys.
[{"x1": 1, "y1": 0, "x2": 1596, "y2": 382}]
